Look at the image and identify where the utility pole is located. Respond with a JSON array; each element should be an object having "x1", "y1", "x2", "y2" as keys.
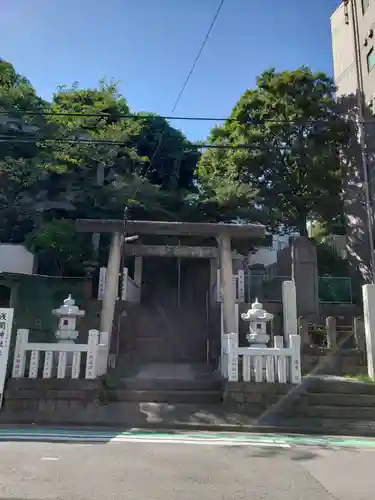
[{"x1": 346, "y1": 0, "x2": 375, "y2": 282}]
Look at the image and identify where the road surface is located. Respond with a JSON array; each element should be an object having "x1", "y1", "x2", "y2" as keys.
[{"x1": 0, "y1": 428, "x2": 374, "y2": 500}]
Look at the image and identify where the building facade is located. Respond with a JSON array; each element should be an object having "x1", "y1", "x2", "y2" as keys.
[
  {"x1": 331, "y1": 1, "x2": 375, "y2": 282},
  {"x1": 331, "y1": 0, "x2": 375, "y2": 102}
]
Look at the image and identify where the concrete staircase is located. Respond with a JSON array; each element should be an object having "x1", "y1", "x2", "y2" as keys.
[
  {"x1": 4, "y1": 375, "x2": 375, "y2": 436},
  {"x1": 121, "y1": 305, "x2": 209, "y2": 363},
  {"x1": 258, "y1": 377, "x2": 375, "y2": 432},
  {"x1": 105, "y1": 363, "x2": 223, "y2": 405}
]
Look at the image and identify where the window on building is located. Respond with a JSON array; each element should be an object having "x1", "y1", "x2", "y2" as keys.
[
  {"x1": 362, "y1": 0, "x2": 370, "y2": 13},
  {"x1": 367, "y1": 48, "x2": 375, "y2": 72}
]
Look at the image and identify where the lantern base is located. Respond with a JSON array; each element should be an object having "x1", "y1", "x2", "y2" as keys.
[{"x1": 246, "y1": 333, "x2": 270, "y2": 347}]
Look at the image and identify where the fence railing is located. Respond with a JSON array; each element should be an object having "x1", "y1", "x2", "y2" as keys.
[
  {"x1": 318, "y1": 276, "x2": 352, "y2": 304},
  {"x1": 247, "y1": 273, "x2": 291, "y2": 302},
  {"x1": 222, "y1": 333, "x2": 301, "y2": 384},
  {"x1": 11, "y1": 329, "x2": 108, "y2": 380},
  {"x1": 247, "y1": 273, "x2": 353, "y2": 304}
]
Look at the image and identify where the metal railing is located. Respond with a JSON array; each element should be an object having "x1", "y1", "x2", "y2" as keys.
[{"x1": 318, "y1": 277, "x2": 352, "y2": 304}]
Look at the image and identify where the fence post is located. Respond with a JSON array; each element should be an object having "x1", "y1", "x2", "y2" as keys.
[
  {"x1": 362, "y1": 284, "x2": 375, "y2": 379},
  {"x1": 298, "y1": 316, "x2": 310, "y2": 347},
  {"x1": 354, "y1": 317, "x2": 366, "y2": 352},
  {"x1": 326, "y1": 316, "x2": 337, "y2": 349},
  {"x1": 12, "y1": 328, "x2": 28, "y2": 378},
  {"x1": 85, "y1": 329, "x2": 99, "y2": 379},
  {"x1": 289, "y1": 334, "x2": 301, "y2": 384}
]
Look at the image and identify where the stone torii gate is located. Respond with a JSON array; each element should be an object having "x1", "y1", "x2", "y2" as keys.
[{"x1": 76, "y1": 219, "x2": 266, "y2": 348}]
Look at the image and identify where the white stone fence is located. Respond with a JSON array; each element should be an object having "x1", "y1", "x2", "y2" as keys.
[
  {"x1": 221, "y1": 332, "x2": 301, "y2": 384},
  {"x1": 11, "y1": 329, "x2": 109, "y2": 380},
  {"x1": 98, "y1": 266, "x2": 140, "y2": 303},
  {"x1": 219, "y1": 280, "x2": 302, "y2": 384}
]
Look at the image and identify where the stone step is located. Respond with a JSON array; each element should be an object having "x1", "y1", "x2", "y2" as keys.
[
  {"x1": 305, "y1": 379, "x2": 375, "y2": 395},
  {"x1": 107, "y1": 377, "x2": 223, "y2": 392},
  {"x1": 106, "y1": 389, "x2": 222, "y2": 404},
  {"x1": 304, "y1": 393, "x2": 375, "y2": 407},
  {"x1": 303, "y1": 405, "x2": 375, "y2": 420}
]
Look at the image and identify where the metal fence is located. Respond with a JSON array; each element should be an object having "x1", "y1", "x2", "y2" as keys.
[
  {"x1": 318, "y1": 276, "x2": 352, "y2": 304},
  {"x1": 247, "y1": 272, "x2": 353, "y2": 304}
]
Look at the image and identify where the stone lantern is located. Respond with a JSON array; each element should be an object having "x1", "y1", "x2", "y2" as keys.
[
  {"x1": 241, "y1": 298, "x2": 273, "y2": 348},
  {"x1": 52, "y1": 295, "x2": 85, "y2": 345}
]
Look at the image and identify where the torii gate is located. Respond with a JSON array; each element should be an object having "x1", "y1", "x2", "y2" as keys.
[{"x1": 76, "y1": 219, "x2": 266, "y2": 347}]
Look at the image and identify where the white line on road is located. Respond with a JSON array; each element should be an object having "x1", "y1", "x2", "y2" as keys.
[{"x1": 0, "y1": 433, "x2": 291, "y2": 448}]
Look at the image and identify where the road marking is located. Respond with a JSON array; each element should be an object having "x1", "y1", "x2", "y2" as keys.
[
  {"x1": 1, "y1": 428, "x2": 375, "y2": 449},
  {"x1": 0, "y1": 433, "x2": 290, "y2": 448},
  {"x1": 41, "y1": 457, "x2": 59, "y2": 461}
]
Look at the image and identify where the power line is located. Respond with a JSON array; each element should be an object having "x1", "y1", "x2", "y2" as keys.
[
  {"x1": 170, "y1": 0, "x2": 226, "y2": 114},
  {"x1": 0, "y1": 134, "x2": 264, "y2": 150},
  {"x1": 2, "y1": 133, "x2": 375, "y2": 151},
  {"x1": 140, "y1": 0, "x2": 226, "y2": 187},
  {"x1": 1, "y1": 108, "x2": 374, "y2": 124},
  {"x1": 0, "y1": 109, "x2": 230, "y2": 122}
]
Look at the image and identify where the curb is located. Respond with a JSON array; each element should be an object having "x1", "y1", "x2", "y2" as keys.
[{"x1": 0, "y1": 419, "x2": 374, "y2": 439}]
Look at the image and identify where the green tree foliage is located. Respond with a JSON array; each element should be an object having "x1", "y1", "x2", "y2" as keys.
[
  {"x1": 25, "y1": 219, "x2": 91, "y2": 276},
  {"x1": 0, "y1": 59, "x2": 50, "y2": 242},
  {"x1": 198, "y1": 67, "x2": 350, "y2": 235},
  {"x1": 0, "y1": 60, "x2": 202, "y2": 273}
]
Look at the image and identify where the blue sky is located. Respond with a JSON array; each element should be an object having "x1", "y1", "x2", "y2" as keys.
[{"x1": 1, "y1": 0, "x2": 341, "y2": 141}]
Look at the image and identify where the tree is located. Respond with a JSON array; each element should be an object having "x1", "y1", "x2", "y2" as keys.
[
  {"x1": 197, "y1": 67, "x2": 350, "y2": 235},
  {"x1": 0, "y1": 60, "x2": 211, "y2": 274},
  {"x1": 42, "y1": 82, "x2": 200, "y2": 223},
  {"x1": 25, "y1": 219, "x2": 91, "y2": 276},
  {"x1": 0, "y1": 59, "x2": 50, "y2": 242}
]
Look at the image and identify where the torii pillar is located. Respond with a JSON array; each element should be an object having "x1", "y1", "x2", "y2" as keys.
[{"x1": 100, "y1": 232, "x2": 123, "y2": 344}]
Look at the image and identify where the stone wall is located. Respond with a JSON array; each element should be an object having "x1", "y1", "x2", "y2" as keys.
[
  {"x1": 223, "y1": 381, "x2": 297, "y2": 416},
  {"x1": 302, "y1": 347, "x2": 367, "y2": 376}
]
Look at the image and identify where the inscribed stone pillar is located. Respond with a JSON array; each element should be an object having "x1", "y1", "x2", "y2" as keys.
[
  {"x1": 291, "y1": 237, "x2": 319, "y2": 321},
  {"x1": 134, "y1": 256, "x2": 143, "y2": 287},
  {"x1": 99, "y1": 232, "x2": 123, "y2": 345}
]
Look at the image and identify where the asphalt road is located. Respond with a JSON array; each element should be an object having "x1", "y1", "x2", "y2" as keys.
[{"x1": 0, "y1": 436, "x2": 374, "y2": 500}]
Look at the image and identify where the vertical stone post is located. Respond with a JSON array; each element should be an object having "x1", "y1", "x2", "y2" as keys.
[
  {"x1": 134, "y1": 256, "x2": 143, "y2": 287},
  {"x1": 271, "y1": 314, "x2": 282, "y2": 338},
  {"x1": 362, "y1": 284, "x2": 375, "y2": 379},
  {"x1": 100, "y1": 232, "x2": 123, "y2": 348},
  {"x1": 354, "y1": 317, "x2": 366, "y2": 352},
  {"x1": 326, "y1": 316, "x2": 337, "y2": 349},
  {"x1": 218, "y1": 234, "x2": 236, "y2": 337},
  {"x1": 282, "y1": 280, "x2": 298, "y2": 345},
  {"x1": 291, "y1": 237, "x2": 319, "y2": 320},
  {"x1": 298, "y1": 316, "x2": 310, "y2": 347}
]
